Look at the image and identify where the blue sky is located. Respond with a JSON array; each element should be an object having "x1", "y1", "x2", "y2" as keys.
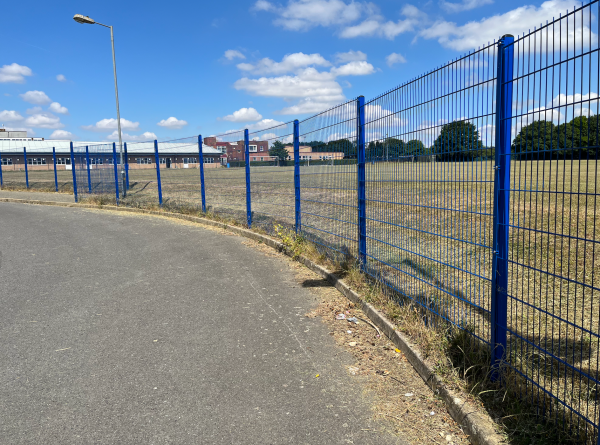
[{"x1": 0, "y1": 0, "x2": 587, "y2": 141}]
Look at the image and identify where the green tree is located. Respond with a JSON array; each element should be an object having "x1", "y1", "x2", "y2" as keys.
[
  {"x1": 406, "y1": 139, "x2": 426, "y2": 156},
  {"x1": 511, "y1": 120, "x2": 559, "y2": 160},
  {"x1": 433, "y1": 121, "x2": 483, "y2": 161},
  {"x1": 269, "y1": 140, "x2": 289, "y2": 161}
]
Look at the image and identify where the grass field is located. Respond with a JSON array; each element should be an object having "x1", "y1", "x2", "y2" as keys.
[
  {"x1": 18, "y1": 159, "x2": 599, "y2": 441},
  {"x1": 1, "y1": 169, "x2": 74, "y2": 193}
]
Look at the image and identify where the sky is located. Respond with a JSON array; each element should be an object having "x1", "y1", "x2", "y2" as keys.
[{"x1": 0, "y1": 0, "x2": 591, "y2": 142}]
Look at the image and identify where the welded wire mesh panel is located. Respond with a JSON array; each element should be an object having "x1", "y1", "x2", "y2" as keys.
[
  {"x1": 156, "y1": 136, "x2": 203, "y2": 211},
  {"x1": 363, "y1": 44, "x2": 498, "y2": 344},
  {"x1": 505, "y1": 4, "x2": 600, "y2": 440},
  {"x1": 204, "y1": 130, "x2": 247, "y2": 224},
  {"x1": 248, "y1": 121, "x2": 295, "y2": 233},
  {"x1": 123, "y1": 141, "x2": 160, "y2": 206},
  {"x1": 72, "y1": 143, "x2": 117, "y2": 198},
  {"x1": 298, "y1": 100, "x2": 358, "y2": 260},
  {"x1": 0, "y1": 146, "x2": 28, "y2": 190}
]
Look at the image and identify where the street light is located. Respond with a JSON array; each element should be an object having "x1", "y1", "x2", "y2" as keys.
[{"x1": 73, "y1": 14, "x2": 126, "y2": 197}]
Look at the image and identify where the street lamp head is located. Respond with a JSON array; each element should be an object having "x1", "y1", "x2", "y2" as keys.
[{"x1": 73, "y1": 14, "x2": 95, "y2": 25}]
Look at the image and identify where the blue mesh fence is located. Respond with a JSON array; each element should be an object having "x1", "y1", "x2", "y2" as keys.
[
  {"x1": 297, "y1": 100, "x2": 359, "y2": 261},
  {"x1": 0, "y1": 146, "x2": 29, "y2": 190},
  {"x1": 72, "y1": 143, "x2": 118, "y2": 199},
  {"x1": 362, "y1": 43, "x2": 498, "y2": 346},
  {"x1": 501, "y1": 3, "x2": 600, "y2": 439},
  {"x1": 155, "y1": 136, "x2": 204, "y2": 210},
  {"x1": 203, "y1": 130, "x2": 247, "y2": 224},
  {"x1": 248, "y1": 121, "x2": 295, "y2": 233},
  {"x1": 122, "y1": 141, "x2": 160, "y2": 206}
]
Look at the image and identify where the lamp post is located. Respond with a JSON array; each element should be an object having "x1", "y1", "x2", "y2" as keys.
[{"x1": 73, "y1": 14, "x2": 126, "y2": 197}]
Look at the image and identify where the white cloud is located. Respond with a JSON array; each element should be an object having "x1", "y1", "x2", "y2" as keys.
[
  {"x1": 330, "y1": 61, "x2": 375, "y2": 76},
  {"x1": 254, "y1": 0, "x2": 376, "y2": 31},
  {"x1": 420, "y1": 0, "x2": 595, "y2": 51},
  {"x1": 234, "y1": 68, "x2": 346, "y2": 115},
  {"x1": 0, "y1": 63, "x2": 33, "y2": 83},
  {"x1": 0, "y1": 110, "x2": 24, "y2": 122},
  {"x1": 24, "y1": 112, "x2": 64, "y2": 129},
  {"x1": 224, "y1": 50, "x2": 246, "y2": 60},
  {"x1": 248, "y1": 118, "x2": 286, "y2": 130},
  {"x1": 49, "y1": 130, "x2": 75, "y2": 139},
  {"x1": 233, "y1": 50, "x2": 376, "y2": 114},
  {"x1": 440, "y1": 0, "x2": 493, "y2": 13},
  {"x1": 56, "y1": 74, "x2": 67, "y2": 82},
  {"x1": 238, "y1": 52, "x2": 331, "y2": 75},
  {"x1": 386, "y1": 53, "x2": 407, "y2": 67},
  {"x1": 334, "y1": 50, "x2": 367, "y2": 64},
  {"x1": 26, "y1": 107, "x2": 43, "y2": 115},
  {"x1": 49, "y1": 102, "x2": 69, "y2": 115},
  {"x1": 340, "y1": 5, "x2": 423, "y2": 39},
  {"x1": 106, "y1": 131, "x2": 158, "y2": 142},
  {"x1": 82, "y1": 118, "x2": 140, "y2": 132},
  {"x1": 157, "y1": 117, "x2": 188, "y2": 129},
  {"x1": 222, "y1": 107, "x2": 263, "y2": 122},
  {"x1": 20, "y1": 90, "x2": 52, "y2": 105}
]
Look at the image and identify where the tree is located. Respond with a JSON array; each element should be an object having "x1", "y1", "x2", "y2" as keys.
[
  {"x1": 366, "y1": 138, "x2": 407, "y2": 160},
  {"x1": 511, "y1": 120, "x2": 559, "y2": 160},
  {"x1": 433, "y1": 121, "x2": 483, "y2": 161},
  {"x1": 406, "y1": 139, "x2": 426, "y2": 156},
  {"x1": 269, "y1": 140, "x2": 289, "y2": 161}
]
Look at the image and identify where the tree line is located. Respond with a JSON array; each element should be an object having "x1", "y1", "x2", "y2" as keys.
[{"x1": 266, "y1": 116, "x2": 600, "y2": 161}]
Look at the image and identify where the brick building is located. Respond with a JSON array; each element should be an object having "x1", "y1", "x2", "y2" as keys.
[{"x1": 204, "y1": 137, "x2": 269, "y2": 163}]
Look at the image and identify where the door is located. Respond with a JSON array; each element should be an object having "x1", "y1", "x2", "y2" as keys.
[{"x1": 166, "y1": 158, "x2": 171, "y2": 168}]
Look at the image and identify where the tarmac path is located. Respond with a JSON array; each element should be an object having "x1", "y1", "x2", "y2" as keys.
[{"x1": 0, "y1": 202, "x2": 406, "y2": 444}]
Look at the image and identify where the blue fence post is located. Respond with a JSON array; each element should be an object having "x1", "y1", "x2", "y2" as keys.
[
  {"x1": 0, "y1": 151, "x2": 3, "y2": 187},
  {"x1": 244, "y1": 129, "x2": 252, "y2": 228},
  {"x1": 124, "y1": 142, "x2": 130, "y2": 190},
  {"x1": 85, "y1": 146, "x2": 92, "y2": 193},
  {"x1": 293, "y1": 119, "x2": 301, "y2": 233},
  {"x1": 357, "y1": 96, "x2": 367, "y2": 268},
  {"x1": 52, "y1": 147, "x2": 58, "y2": 192},
  {"x1": 23, "y1": 147, "x2": 29, "y2": 189},
  {"x1": 198, "y1": 135, "x2": 206, "y2": 213},
  {"x1": 154, "y1": 140, "x2": 163, "y2": 206},
  {"x1": 490, "y1": 34, "x2": 514, "y2": 380},
  {"x1": 70, "y1": 142, "x2": 78, "y2": 203}
]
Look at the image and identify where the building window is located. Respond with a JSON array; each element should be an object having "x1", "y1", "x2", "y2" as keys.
[
  {"x1": 27, "y1": 158, "x2": 47, "y2": 165},
  {"x1": 136, "y1": 158, "x2": 152, "y2": 164},
  {"x1": 204, "y1": 157, "x2": 214, "y2": 164},
  {"x1": 259, "y1": 147, "x2": 264, "y2": 152},
  {"x1": 159, "y1": 158, "x2": 166, "y2": 164},
  {"x1": 90, "y1": 158, "x2": 103, "y2": 165},
  {"x1": 249, "y1": 145, "x2": 257, "y2": 152},
  {"x1": 1, "y1": 158, "x2": 13, "y2": 165},
  {"x1": 183, "y1": 157, "x2": 197, "y2": 164},
  {"x1": 56, "y1": 158, "x2": 71, "y2": 165}
]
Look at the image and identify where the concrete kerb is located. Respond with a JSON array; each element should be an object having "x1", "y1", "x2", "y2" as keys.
[{"x1": 0, "y1": 197, "x2": 504, "y2": 445}]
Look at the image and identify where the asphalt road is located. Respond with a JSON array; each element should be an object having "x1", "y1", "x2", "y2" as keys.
[{"x1": 0, "y1": 203, "x2": 406, "y2": 445}]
